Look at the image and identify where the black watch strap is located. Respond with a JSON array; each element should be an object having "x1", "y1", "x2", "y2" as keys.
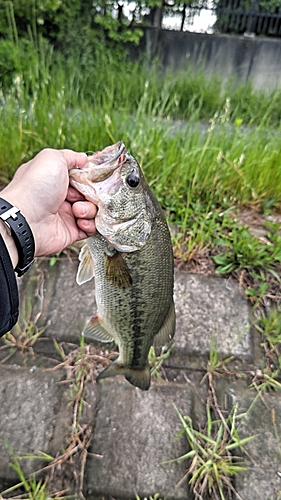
[{"x1": 0, "y1": 197, "x2": 35, "y2": 277}]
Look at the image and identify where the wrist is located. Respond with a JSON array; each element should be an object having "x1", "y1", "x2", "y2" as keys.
[
  {"x1": 1, "y1": 187, "x2": 38, "y2": 253},
  {"x1": 0, "y1": 222, "x2": 19, "y2": 268}
]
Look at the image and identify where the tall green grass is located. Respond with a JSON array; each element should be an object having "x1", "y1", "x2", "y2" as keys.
[{"x1": 1, "y1": 33, "x2": 281, "y2": 216}]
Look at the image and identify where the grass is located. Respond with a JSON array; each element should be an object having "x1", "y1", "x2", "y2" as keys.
[
  {"x1": 149, "y1": 343, "x2": 176, "y2": 381},
  {"x1": 1, "y1": 37, "x2": 281, "y2": 205},
  {"x1": 3, "y1": 89, "x2": 281, "y2": 210},
  {"x1": 0, "y1": 320, "x2": 45, "y2": 363},
  {"x1": 163, "y1": 341, "x2": 259, "y2": 500},
  {"x1": 0, "y1": 450, "x2": 64, "y2": 500},
  {"x1": 168, "y1": 403, "x2": 255, "y2": 500},
  {"x1": 254, "y1": 306, "x2": 281, "y2": 382},
  {"x1": 0, "y1": 272, "x2": 46, "y2": 362},
  {"x1": 135, "y1": 494, "x2": 165, "y2": 500},
  {"x1": 257, "y1": 307, "x2": 281, "y2": 352},
  {"x1": 164, "y1": 342, "x2": 258, "y2": 500}
]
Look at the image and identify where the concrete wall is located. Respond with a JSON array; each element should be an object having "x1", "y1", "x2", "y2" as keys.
[{"x1": 131, "y1": 28, "x2": 281, "y2": 92}]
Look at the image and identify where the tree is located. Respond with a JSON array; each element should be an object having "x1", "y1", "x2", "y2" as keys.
[{"x1": 0, "y1": 0, "x2": 145, "y2": 46}]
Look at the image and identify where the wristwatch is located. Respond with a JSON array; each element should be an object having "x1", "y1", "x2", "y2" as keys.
[{"x1": 0, "y1": 197, "x2": 35, "y2": 276}]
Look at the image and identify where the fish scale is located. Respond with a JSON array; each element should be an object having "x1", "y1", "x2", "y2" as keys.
[{"x1": 69, "y1": 141, "x2": 175, "y2": 390}]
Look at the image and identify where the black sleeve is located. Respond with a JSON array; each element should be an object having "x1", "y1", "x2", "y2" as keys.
[{"x1": 0, "y1": 234, "x2": 19, "y2": 337}]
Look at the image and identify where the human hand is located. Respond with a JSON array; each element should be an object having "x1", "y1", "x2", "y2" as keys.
[{"x1": 1, "y1": 149, "x2": 97, "y2": 258}]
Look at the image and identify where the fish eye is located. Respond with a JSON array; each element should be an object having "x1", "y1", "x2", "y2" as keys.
[{"x1": 126, "y1": 173, "x2": 140, "y2": 189}]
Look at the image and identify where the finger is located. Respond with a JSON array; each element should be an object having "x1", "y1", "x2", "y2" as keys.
[
  {"x1": 67, "y1": 186, "x2": 86, "y2": 202},
  {"x1": 72, "y1": 200, "x2": 98, "y2": 220},
  {"x1": 61, "y1": 149, "x2": 88, "y2": 170},
  {"x1": 77, "y1": 218, "x2": 97, "y2": 236}
]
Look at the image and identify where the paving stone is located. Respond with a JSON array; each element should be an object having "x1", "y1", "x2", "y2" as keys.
[
  {"x1": 170, "y1": 272, "x2": 253, "y2": 370},
  {"x1": 31, "y1": 258, "x2": 98, "y2": 345},
  {"x1": 18, "y1": 257, "x2": 97, "y2": 345},
  {"x1": 85, "y1": 379, "x2": 193, "y2": 500},
  {"x1": 0, "y1": 365, "x2": 71, "y2": 487},
  {"x1": 236, "y1": 470, "x2": 281, "y2": 500},
  {"x1": 225, "y1": 383, "x2": 281, "y2": 500}
]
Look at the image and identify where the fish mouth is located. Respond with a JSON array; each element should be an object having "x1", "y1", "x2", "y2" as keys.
[
  {"x1": 88, "y1": 141, "x2": 126, "y2": 166},
  {"x1": 69, "y1": 141, "x2": 127, "y2": 184}
]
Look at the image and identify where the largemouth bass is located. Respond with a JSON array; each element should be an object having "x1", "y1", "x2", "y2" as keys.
[{"x1": 69, "y1": 141, "x2": 175, "y2": 390}]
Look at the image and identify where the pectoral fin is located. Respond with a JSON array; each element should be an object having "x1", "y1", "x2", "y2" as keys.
[
  {"x1": 153, "y1": 300, "x2": 176, "y2": 348},
  {"x1": 97, "y1": 361, "x2": 151, "y2": 391},
  {"x1": 76, "y1": 244, "x2": 95, "y2": 285},
  {"x1": 105, "y1": 252, "x2": 132, "y2": 289},
  {"x1": 82, "y1": 315, "x2": 115, "y2": 343}
]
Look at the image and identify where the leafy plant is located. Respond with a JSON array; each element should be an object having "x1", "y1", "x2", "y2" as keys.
[{"x1": 213, "y1": 225, "x2": 281, "y2": 276}]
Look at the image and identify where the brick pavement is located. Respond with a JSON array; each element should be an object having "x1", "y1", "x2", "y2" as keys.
[{"x1": 0, "y1": 259, "x2": 279, "y2": 499}]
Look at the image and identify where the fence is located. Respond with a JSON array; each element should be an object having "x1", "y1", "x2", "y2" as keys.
[
  {"x1": 214, "y1": 0, "x2": 281, "y2": 36},
  {"x1": 167, "y1": 0, "x2": 281, "y2": 36}
]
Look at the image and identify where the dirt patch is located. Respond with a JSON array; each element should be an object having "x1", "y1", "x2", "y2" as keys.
[
  {"x1": 174, "y1": 248, "x2": 217, "y2": 275},
  {"x1": 236, "y1": 208, "x2": 281, "y2": 241}
]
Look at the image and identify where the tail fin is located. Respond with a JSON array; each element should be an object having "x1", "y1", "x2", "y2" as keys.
[{"x1": 97, "y1": 361, "x2": 151, "y2": 391}]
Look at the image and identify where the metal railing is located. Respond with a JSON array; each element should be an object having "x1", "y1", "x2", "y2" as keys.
[
  {"x1": 214, "y1": 0, "x2": 281, "y2": 36},
  {"x1": 165, "y1": 0, "x2": 281, "y2": 36}
]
